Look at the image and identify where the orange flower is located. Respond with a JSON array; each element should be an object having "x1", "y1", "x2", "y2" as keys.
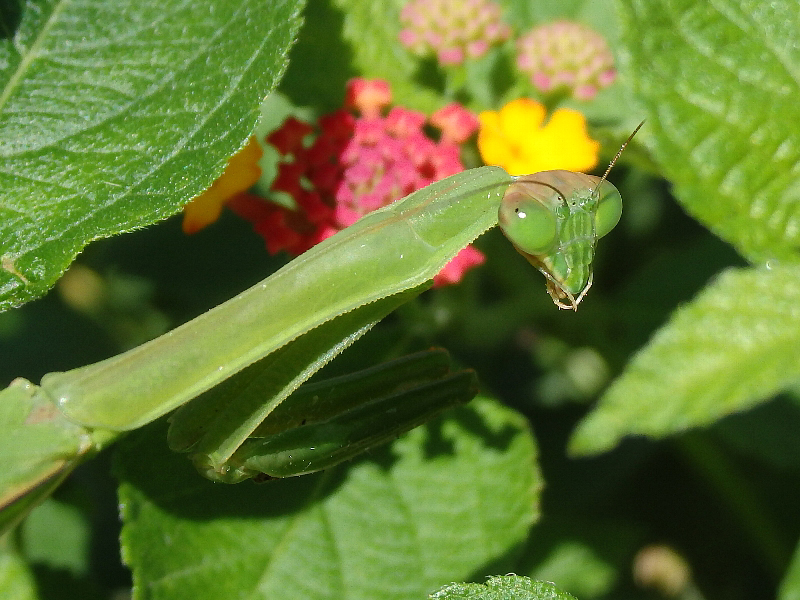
[
  {"x1": 478, "y1": 98, "x2": 599, "y2": 175},
  {"x1": 182, "y1": 136, "x2": 263, "y2": 234}
]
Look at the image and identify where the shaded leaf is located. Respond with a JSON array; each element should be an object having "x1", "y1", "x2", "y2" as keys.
[
  {"x1": 711, "y1": 394, "x2": 800, "y2": 469},
  {"x1": 0, "y1": 541, "x2": 37, "y2": 600},
  {"x1": 571, "y1": 265, "x2": 800, "y2": 455},
  {"x1": 117, "y1": 396, "x2": 540, "y2": 600},
  {"x1": 520, "y1": 516, "x2": 640, "y2": 599},
  {"x1": 20, "y1": 497, "x2": 91, "y2": 575},
  {"x1": 779, "y1": 540, "x2": 800, "y2": 600}
]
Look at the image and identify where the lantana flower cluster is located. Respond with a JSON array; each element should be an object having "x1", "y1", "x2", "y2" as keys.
[
  {"x1": 516, "y1": 21, "x2": 616, "y2": 100},
  {"x1": 182, "y1": 86, "x2": 604, "y2": 282},
  {"x1": 226, "y1": 79, "x2": 485, "y2": 284},
  {"x1": 398, "y1": 0, "x2": 511, "y2": 66},
  {"x1": 398, "y1": 1, "x2": 616, "y2": 101}
]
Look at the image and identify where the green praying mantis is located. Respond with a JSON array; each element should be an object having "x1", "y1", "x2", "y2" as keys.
[{"x1": 0, "y1": 123, "x2": 642, "y2": 524}]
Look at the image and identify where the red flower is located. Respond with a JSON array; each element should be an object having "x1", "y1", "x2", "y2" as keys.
[{"x1": 240, "y1": 78, "x2": 484, "y2": 285}]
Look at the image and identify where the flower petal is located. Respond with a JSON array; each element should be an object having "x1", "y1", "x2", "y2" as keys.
[{"x1": 182, "y1": 137, "x2": 263, "y2": 234}]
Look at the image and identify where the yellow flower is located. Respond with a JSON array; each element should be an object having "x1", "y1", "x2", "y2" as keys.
[
  {"x1": 182, "y1": 136, "x2": 263, "y2": 234},
  {"x1": 478, "y1": 98, "x2": 599, "y2": 176}
]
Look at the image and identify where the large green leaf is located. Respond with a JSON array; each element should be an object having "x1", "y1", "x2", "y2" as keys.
[
  {"x1": 116, "y1": 396, "x2": 540, "y2": 600},
  {"x1": 570, "y1": 265, "x2": 800, "y2": 455},
  {"x1": 0, "y1": 0, "x2": 304, "y2": 310},
  {"x1": 617, "y1": 0, "x2": 800, "y2": 263}
]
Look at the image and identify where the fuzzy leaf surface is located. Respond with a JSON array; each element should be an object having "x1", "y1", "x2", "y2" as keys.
[
  {"x1": 617, "y1": 0, "x2": 800, "y2": 263},
  {"x1": 430, "y1": 576, "x2": 577, "y2": 600},
  {"x1": 571, "y1": 266, "x2": 800, "y2": 454},
  {"x1": 0, "y1": 0, "x2": 303, "y2": 310}
]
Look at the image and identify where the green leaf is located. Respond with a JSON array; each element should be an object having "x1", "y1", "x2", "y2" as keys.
[
  {"x1": 779, "y1": 540, "x2": 800, "y2": 600},
  {"x1": 528, "y1": 542, "x2": 616, "y2": 598},
  {"x1": 0, "y1": 0, "x2": 304, "y2": 310},
  {"x1": 0, "y1": 540, "x2": 38, "y2": 600},
  {"x1": 19, "y1": 496, "x2": 91, "y2": 575},
  {"x1": 116, "y1": 396, "x2": 540, "y2": 600},
  {"x1": 520, "y1": 517, "x2": 640, "y2": 599},
  {"x1": 617, "y1": 0, "x2": 800, "y2": 263},
  {"x1": 430, "y1": 576, "x2": 577, "y2": 600},
  {"x1": 570, "y1": 265, "x2": 800, "y2": 455},
  {"x1": 712, "y1": 395, "x2": 800, "y2": 469}
]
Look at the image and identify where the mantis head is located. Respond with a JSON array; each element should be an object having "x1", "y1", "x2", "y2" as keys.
[{"x1": 498, "y1": 121, "x2": 644, "y2": 310}]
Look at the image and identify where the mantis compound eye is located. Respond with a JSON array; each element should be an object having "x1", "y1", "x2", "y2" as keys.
[
  {"x1": 498, "y1": 184, "x2": 559, "y2": 255},
  {"x1": 594, "y1": 181, "x2": 623, "y2": 239}
]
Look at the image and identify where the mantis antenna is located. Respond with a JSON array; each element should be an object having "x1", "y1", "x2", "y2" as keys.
[{"x1": 593, "y1": 120, "x2": 646, "y2": 194}]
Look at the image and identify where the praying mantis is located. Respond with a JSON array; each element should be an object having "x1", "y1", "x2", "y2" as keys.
[{"x1": 1, "y1": 123, "x2": 641, "y2": 506}]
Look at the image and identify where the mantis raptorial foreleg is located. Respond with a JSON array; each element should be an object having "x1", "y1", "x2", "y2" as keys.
[
  {"x1": 186, "y1": 348, "x2": 477, "y2": 483},
  {"x1": 166, "y1": 284, "x2": 430, "y2": 472}
]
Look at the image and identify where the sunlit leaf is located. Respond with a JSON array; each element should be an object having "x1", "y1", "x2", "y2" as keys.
[
  {"x1": 117, "y1": 396, "x2": 540, "y2": 600},
  {"x1": 0, "y1": 0, "x2": 304, "y2": 310},
  {"x1": 430, "y1": 576, "x2": 576, "y2": 600},
  {"x1": 618, "y1": 0, "x2": 800, "y2": 263},
  {"x1": 571, "y1": 265, "x2": 800, "y2": 454}
]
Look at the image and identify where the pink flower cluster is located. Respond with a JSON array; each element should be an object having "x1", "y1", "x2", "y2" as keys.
[
  {"x1": 399, "y1": 0, "x2": 511, "y2": 66},
  {"x1": 516, "y1": 20, "x2": 616, "y2": 101},
  {"x1": 232, "y1": 79, "x2": 485, "y2": 285}
]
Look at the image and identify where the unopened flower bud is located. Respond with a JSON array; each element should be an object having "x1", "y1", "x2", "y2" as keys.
[
  {"x1": 516, "y1": 20, "x2": 616, "y2": 100},
  {"x1": 399, "y1": 0, "x2": 511, "y2": 66}
]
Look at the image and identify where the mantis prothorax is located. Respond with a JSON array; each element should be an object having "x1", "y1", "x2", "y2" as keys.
[{"x1": 498, "y1": 121, "x2": 644, "y2": 310}]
